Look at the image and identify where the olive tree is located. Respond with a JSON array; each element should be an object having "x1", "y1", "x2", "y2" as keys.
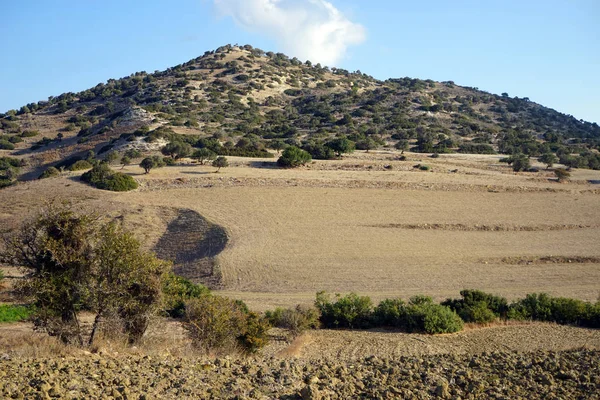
[
  {"x1": 192, "y1": 148, "x2": 217, "y2": 165},
  {"x1": 213, "y1": 156, "x2": 229, "y2": 172},
  {"x1": 0, "y1": 204, "x2": 170, "y2": 346}
]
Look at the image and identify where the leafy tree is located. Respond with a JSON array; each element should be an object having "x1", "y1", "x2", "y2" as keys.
[
  {"x1": 192, "y1": 148, "x2": 217, "y2": 165},
  {"x1": 326, "y1": 137, "x2": 355, "y2": 157},
  {"x1": 120, "y1": 155, "x2": 131, "y2": 169},
  {"x1": 277, "y1": 146, "x2": 312, "y2": 168},
  {"x1": 212, "y1": 156, "x2": 229, "y2": 172},
  {"x1": 139, "y1": 156, "x2": 165, "y2": 174},
  {"x1": 512, "y1": 154, "x2": 531, "y2": 172},
  {"x1": 554, "y1": 168, "x2": 571, "y2": 182},
  {"x1": 539, "y1": 153, "x2": 558, "y2": 169},
  {"x1": 161, "y1": 141, "x2": 192, "y2": 160},
  {"x1": 356, "y1": 138, "x2": 377, "y2": 152},
  {"x1": 268, "y1": 139, "x2": 288, "y2": 154},
  {"x1": 0, "y1": 204, "x2": 170, "y2": 345},
  {"x1": 105, "y1": 151, "x2": 119, "y2": 164}
]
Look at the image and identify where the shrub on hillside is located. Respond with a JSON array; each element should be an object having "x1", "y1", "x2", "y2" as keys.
[
  {"x1": 315, "y1": 291, "x2": 373, "y2": 329},
  {"x1": 38, "y1": 167, "x2": 60, "y2": 179},
  {"x1": 68, "y1": 160, "x2": 93, "y2": 171},
  {"x1": 0, "y1": 140, "x2": 15, "y2": 150},
  {"x1": 81, "y1": 163, "x2": 138, "y2": 191},
  {"x1": 265, "y1": 305, "x2": 320, "y2": 336}
]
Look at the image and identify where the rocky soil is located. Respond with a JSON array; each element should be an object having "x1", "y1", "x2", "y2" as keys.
[{"x1": 1, "y1": 349, "x2": 598, "y2": 399}]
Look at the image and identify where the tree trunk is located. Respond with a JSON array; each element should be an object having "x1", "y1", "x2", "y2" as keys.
[{"x1": 88, "y1": 313, "x2": 102, "y2": 346}]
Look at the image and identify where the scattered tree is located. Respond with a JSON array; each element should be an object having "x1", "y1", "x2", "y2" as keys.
[
  {"x1": 161, "y1": 141, "x2": 192, "y2": 160},
  {"x1": 212, "y1": 156, "x2": 229, "y2": 172},
  {"x1": 538, "y1": 153, "x2": 559, "y2": 169},
  {"x1": 120, "y1": 155, "x2": 131, "y2": 169},
  {"x1": 554, "y1": 168, "x2": 571, "y2": 182},
  {"x1": 277, "y1": 146, "x2": 312, "y2": 168},
  {"x1": 192, "y1": 148, "x2": 217, "y2": 165},
  {"x1": 326, "y1": 138, "x2": 355, "y2": 157},
  {"x1": 0, "y1": 204, "x2": 170, "y2": 345},
  {"x1": 511, "y1": 154, "x2": 531, "y2": 172}
]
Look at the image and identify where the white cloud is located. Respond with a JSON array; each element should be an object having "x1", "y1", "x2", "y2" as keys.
[{"x1": 213, "y1": 0, "x2": 366, "y2": 66}]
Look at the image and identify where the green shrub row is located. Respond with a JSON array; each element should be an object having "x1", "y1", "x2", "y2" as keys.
[{"x1": 313, "y1": 290, "x2": 600, "y2": 334}]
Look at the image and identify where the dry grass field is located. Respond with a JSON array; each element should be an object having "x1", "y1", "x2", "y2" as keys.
[{"x1": 1, "y1": 150, "x2": 599, "y2": 312}]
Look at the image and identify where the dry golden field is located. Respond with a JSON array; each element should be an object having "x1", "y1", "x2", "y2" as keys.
[{"x1": 1, "y1": 151, "x2": 599, "y2": 311}]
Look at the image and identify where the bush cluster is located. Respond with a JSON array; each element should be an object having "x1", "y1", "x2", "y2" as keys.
[
  {"x1": 81, "y1": 163, "x2": 138, "y2": 191},
  {"x1": 508, "y1": 293, "x2": 599, "y2": 328},
  {"x1": 265, "y1": 305, "x2": 320, "y2": 336},
  {"x1": 162, "y1": 273, "x2": 210, "y2": 318},
  {"x1": 183, "y1": 295, "x2": 270, "y2": 354},
  {"x1": 442, "y1": 289, "x2": 509, "y2": 323},
  {"x1": 312, "y1": 290, "x2": 600, "y2": 335},
  {"x1": 315, "y1": 292, "x2": 463, "y2": 334}
]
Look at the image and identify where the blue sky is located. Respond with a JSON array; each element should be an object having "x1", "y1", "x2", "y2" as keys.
[{"x1": 1, "y1": 0, "x2": 598, "y2": 123}]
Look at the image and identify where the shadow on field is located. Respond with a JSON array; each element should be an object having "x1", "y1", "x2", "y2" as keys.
[
  {"x1": 154, "y1": 208, "x2": 228, "y2": 289},
  {"x1": 249, "y1": 161, "x2": 279, "y2": 169}
]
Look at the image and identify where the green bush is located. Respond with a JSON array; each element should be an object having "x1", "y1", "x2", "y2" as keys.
[
  {"x1": 422, "y1": 304, "x2": 464, "y2": 334},
  {"x1": 442, "y1": 289, "x2": 508, "y2": 323},
  {"x1": 38, "y1": 167, "x2": 60, "y2": 179},
  {"x1": 21, "y1": 130, "x2": 40, "y2": 138},
  {"x1": 183, "y1": 295, "x2": 269, "y2": 354},
  {"x1": 162, "y1": 273, "x2": 210, "y2": 318},
  {"x1": 512, "y1": 154, "x2": 531, "y2": 172},
  {"x1": 372, "y1": 298, "x2": 408, "y2": 328},
  {"x1": 81, "y1": 163, "x2": 138, "y2": 191},
  {"x1": 0, "y1": 304, "x2": 33, "y2": 323},
  {"x1": 508, "y1": 293, "x2": 553, "y2": 321},
  {"x1": 237, "y1": 312, "x2": 271, "y2": 354},
  {"x1": 419, "y1": 164, "x2": 430, "y2": 171},
  {"x1": 403, "y1": 296, "x2": 463, "y2": 334},
  {"x1": 315, "y1": 291, "x2": 373, "y2": 329},
  {"x1": 0, "y1": 140, "x2": 15, "y2": 150},
  {"x1": 265, "y1": 305, "x2": 320, "y2": 336},
  {"x1": 68, "y1": 160, "x2": 93, "y2": 171},
  {"x1": 508, "y1": 293, "x2": 598, "y2": 327},
  {"x1": 277, "y1": 146, "x2": 312, "y2": 168}
]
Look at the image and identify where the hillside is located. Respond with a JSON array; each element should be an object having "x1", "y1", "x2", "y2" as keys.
[{"x1": 1, "y1": 44, "x2": 600, "y2": 185}]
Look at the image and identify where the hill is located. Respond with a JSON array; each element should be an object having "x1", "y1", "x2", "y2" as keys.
[{"x1": 1, "y1": 44, "x2": 600, "y2": 185}]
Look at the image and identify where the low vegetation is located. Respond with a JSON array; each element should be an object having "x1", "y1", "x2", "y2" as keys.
[
  {"x1": 81, "y1": 163, "x2": 138, "y2": 191},
  {"x1": 308, "y1": 290, "x2": 600, "y2": 335},
  {"x1": 0, "y1": 304, "x2": 33, "y2": 323}
]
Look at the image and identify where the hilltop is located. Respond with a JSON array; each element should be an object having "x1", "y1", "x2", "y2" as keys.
[{"x1": 1, "y1": 44, "x2": 599, "y2": 184}]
